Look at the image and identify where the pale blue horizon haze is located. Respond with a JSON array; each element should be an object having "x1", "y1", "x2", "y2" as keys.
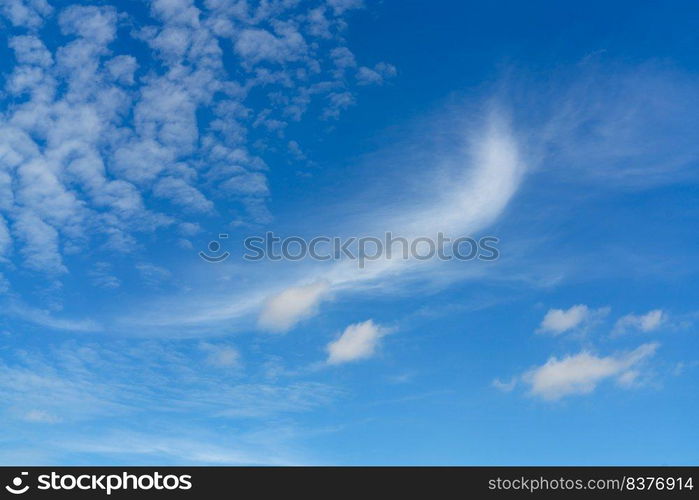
[{"x1": 0, "y1": 0, "x2": 698, "y2": 465}]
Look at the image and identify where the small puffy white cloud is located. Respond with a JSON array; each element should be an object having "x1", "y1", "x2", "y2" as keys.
[
  {"x1": 330, "y1": 46, "x2": 356, "y2": 71},
  {"x1": 326, "y1": 0, "x2": 363, "y2": 15},
  {"x1": 0, "y1": 0, "x2": 53, "y2": 29},
  {"x1": 258, "y1": 281, "x2": 330, "y2": 332},
  {"x1": 616, "y1": 370, "x2": 640, "y2": 388},
  {"x1": 13, "y1": 211, "x2": 66, "y2": 274},
  {"x1": 326, "y1": 319, "x2": 390, "y2": 365},
  {"x1": 538, "y1": 304, "x2": 608, "y2": 335},
  {"x1": 323, "y1": 91, "x2": 355, "y2": 119},
  {"x1": 613, "y1": 309, "x2": 665, "y2": 335},
  {"x1": 200, "y1": 343, "x2": 241, "y2": 369},
  {"x1": 219, "y1": 171, "x2": 269, "y2": 196},
  {"x1": 356, "y1": 62, "x2": 397, "y2": 86},
  {"x1": 522, "y1": 343, "x2": 658, "y2": 400},
  {"x1": 149, "y1": 25, "x2": 192, "y2": 61},
  {"x1": 106, "y1": 55, "x2": 138, "y2": 85},
  {"x1": 492, "y1": 377, "x2": 517, "y2": 392},
  {"x1": 58, "y1": 5, "x2": 117, "y2": 45},
  {"x1": 134, "y1": 82, "x2": 199, "y2": 154},
  {"x1": 149, "y1": 0, "x2": 200, "y2": 25},
  {"x1": 178, "y1": 221, "x2": 201, "y2": 236},
  {"x1": 306, "y1": 6, "x2": 332, "y2": 39},
  {"x1": 153, "y1": 176, "x2": 214, "y2": 214},
  {"x1": 287, "y1": 140, "x2": 305, "y2": 160},
  {"x1": 234, "y1": 27, "x2": 306, "y2": 64},
  {"x1": 539, "y1": 304, "x2": 588, "y2": 333},
  {"x1": 112, "y1": 140, "x2": 173, "y2": 184},
  {"x1": 9, "y1": 35, "x2": 52, "y2": 67}
]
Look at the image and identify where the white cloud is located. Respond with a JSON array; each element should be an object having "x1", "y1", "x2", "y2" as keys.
[
  {"x1": 234, "y1": 27, "x2": 307, "y2": 64},
  {"x1": 219, "y1": 171, "x2": 269, "y2": 196},
  {"x1": 613, "y1": 309, "x2": 665, "y2": 335},
  {"x1": 330, "y1": 46, "x2": 356, "y2": 71},
  {"x1": 0, "y1": 0, "x2": 388, "y2": 284},
  {"x1": 128, "y1": 111, "x2": 525, "y2": 333},
  {"x1": 200, "y1": 343, "x2": 241, "y2": 369},
  {"x1": 326, "y1": 319, "x2": 390, "y2": 365},
  {"x1": 356, "y1": 62, "x2": 396, "y2": 86},
  {"x1": 258, "y1": 281, "x2": 330, "y2": 333},
  {"x1": 322, "y1": 91, "x2": 355, "y2": 119},
  {"x1": 88, "y1": 262, "x2": 121, "y2": 289},
  {"x1": 252, "y1": 116, "x2": 523, "y2": 332},
  {"x1": 538, "y1": 305, "x2": 588, "y2": 334},
  {"x1": 58, "y1": 5, "x2": 117, "y2": 44},
  {"x1": 522, "y1": 343, "x2": 658, "y2": 400},
  {"x1": 492, "y1": 377, "x2": 517, "y2": 392},
  {"x1": 9, "y1": 35, "x2": 52, "y2": 67},
  {"x1": 531, "y1": 63, "x2": 699, "y2": 187},
  {"x1": 0, "y1": 339, "x2": 336, "y2": 420},
  {"x1": 59, "y1": 430, "x2": 300, "y2": 465},
  {"x1": 106, "y1": 55, "x2": 138, "y2": 85},
  {"x1": 537, "y1": 304, "x2": 609, "y2": 335},
  {"x1": 0, "y1": 338, "x2": 341, "y2": 466},
  {"x1": 0, "y1": 0, "x2": 52, "y2": 29},
  {"x1": 12, "y1": 211, "x2": 66, "y2": 274},
  {"x1": 153, "y1": 176, "x2": 214, "y2": 214},
  {"x1": 327, "y1": 0, "x2": 364, "y2": 15},
  {"x1": 8, "y1": 302, "x2": 101, "y2": 331},
  {"x1": 616, "y1": 370, "x2": 641, "y2": 388}
]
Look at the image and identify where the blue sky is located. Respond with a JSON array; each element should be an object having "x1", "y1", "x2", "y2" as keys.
[{"x1": 0, "y1": 0, "x2": 698, "y2": 465}]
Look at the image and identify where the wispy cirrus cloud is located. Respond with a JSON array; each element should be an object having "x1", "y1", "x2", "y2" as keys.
[
  {"x1": 249, "y1": 112, "x2": 525, "y2": 331},
  {"x1": 0, "y1": 338, "x2": 340, "y2": 421},
  {"x1": 118, "y1": 110, "x2": 525, "y2": 334}
]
